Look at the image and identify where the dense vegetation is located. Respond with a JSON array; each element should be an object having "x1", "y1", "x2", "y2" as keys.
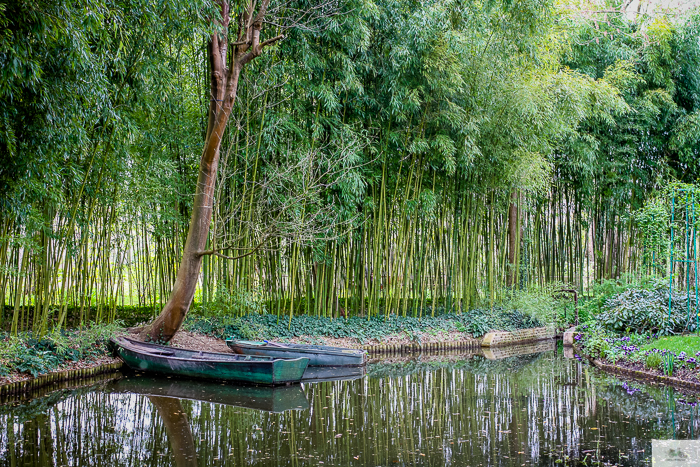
[
  {"x1": 1, "y1": 0, "x2": 699, "y2": 336},
  {"x1": 573, "y1": 277, "x2": 700, "y2": 378}
]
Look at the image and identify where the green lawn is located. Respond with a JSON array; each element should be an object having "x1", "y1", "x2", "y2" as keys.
[{"x1": 640, "y1": 335, "x2": 700, "y2": 356}]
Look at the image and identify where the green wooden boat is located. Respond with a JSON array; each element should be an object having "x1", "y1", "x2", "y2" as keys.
[
  {"x1": 109, "y1": 375, "x2": 310, "y2": 412},
  {"x1": 110, "y1": 337, "x2": 309, "y2": 385},
  {"x1": 226, "y1": 339, "x2": 367, "y2": 367}
]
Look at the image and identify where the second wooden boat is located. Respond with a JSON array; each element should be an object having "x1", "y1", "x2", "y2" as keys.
[
  {"x1": 110, "y1": 337, "x2": 309, "y2": 385},
  {"x1": 226, "y1": 339, "x2": 367, "y2": 367}
]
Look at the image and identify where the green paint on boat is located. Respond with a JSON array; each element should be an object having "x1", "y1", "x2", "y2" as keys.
[{"x1": 111, "y1": 337, "x2": 308, "y2": 385}]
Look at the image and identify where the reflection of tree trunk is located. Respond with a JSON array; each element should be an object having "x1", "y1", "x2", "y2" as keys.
[
  {"x1": 148, "y1": 396, "x2": 198, "y2": 467},
  {"x1": 508, "y1": 383, "x2": 520, "y2": 464}
]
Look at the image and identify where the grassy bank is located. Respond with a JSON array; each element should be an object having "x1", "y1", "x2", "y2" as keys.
[{"x1": 576, "y1": 330, "x2": 700, "y2": 378}]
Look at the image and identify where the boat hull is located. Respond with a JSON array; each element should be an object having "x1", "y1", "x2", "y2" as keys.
[
  {"x1": 111, "y1": 337, "x2": 309, "y2": 385},
  {"x1": 226, "y1": 340, "x2": 367, "y2": 367}
]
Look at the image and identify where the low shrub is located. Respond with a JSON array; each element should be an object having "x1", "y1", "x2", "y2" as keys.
[
  {"x1": 597, "y1": 287, "x2": 697, "y2": 335},
  {"x1": 499, "y1": 283, "x2": 572, "y2": 328},
  {"x1": 579, "y1": 274, "x2": 666, "y2": 318},
  {"x1": 195, "y1": 288, "x2": 266, "y2": 321}
]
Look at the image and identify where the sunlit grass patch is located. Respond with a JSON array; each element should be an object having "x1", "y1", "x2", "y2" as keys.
[{"x1": 640, "y1": 335, "x2": 700, "y2": 356}]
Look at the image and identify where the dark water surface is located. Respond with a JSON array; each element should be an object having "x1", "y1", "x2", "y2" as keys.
[{"x1": 2, "y1": 344, "x2": 699, "y2": 466}]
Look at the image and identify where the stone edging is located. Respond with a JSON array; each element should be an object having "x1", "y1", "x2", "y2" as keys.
[
  {"x1": 591, "y1": 359, "x2": 700, "y2": 392},
  {"x1": 362, "y1": 326, "x2": 557, "y2": 355},
  {"x1": 0, "y1": 361, "x2": 124, "y2": 398},
  {"x1": 482, "y1": 339, "x2": 556, "y2": 359},
  {"x1": 363, "y1": 340, "x2": 480, "y2": 356},
  {"x1": 562, "y1": 327, "x2": 577, "y2": 346},
  {"x1": 481, "y1": 327, "x2": 555, "y2": 348}
]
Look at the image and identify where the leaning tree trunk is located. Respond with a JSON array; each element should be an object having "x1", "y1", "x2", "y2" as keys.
[{"x1": 140, "y1": 0, "x2": 282, "y2": 342}]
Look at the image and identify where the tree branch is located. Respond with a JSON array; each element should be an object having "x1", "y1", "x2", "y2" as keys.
[
  {"x1": 260, "y1": 34, "x2": 284, "y2": 48},
  {"x1": 198, "y1": 235, "x2": 270, "y2": 260}
]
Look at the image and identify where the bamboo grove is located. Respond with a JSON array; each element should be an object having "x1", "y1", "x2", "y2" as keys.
[{"x1": 1, "y1": 0, "x2": 699, "y2": 333}]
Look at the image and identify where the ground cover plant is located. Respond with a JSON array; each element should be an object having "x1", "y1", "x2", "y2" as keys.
[
  {"x1": 183, "y1": 307, "x2": 542, "y2": 343},
  {"x1": 0, "y1": 323, "x2": 120, "y2": 378},
  {"x1": 596, "y1": 287, "x2": 698, "y2": 335},
  {"x1": 576, "y1": 326, "x2": 700, "y2": 378}
]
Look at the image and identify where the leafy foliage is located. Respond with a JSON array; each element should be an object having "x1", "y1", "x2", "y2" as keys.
[
  {"x1": 663, "y1": 352, "x2": 675, "y2": 376},
  {"x1": 0, "y1": 323, "x2": 120, "y2": 377},
  {"x1": 183, "y1": 308, "x2": 542, "y2": 342},
  {"x1": 196, "y1": 289, "x2": 266, "y2": 321},
  {"x1": 579, "y1": 275, "x2": 667, "y2": 319},
  {"x1": 597, "y1": 287, "x2": 698, "y2": 335},
  {"x1": 1, "y1": 0, "x2": 699, "y2": 337}
]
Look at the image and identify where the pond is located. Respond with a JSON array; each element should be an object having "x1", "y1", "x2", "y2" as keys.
[{"x1": 1, "y1": 343, "x2": 699, "y2": 466}]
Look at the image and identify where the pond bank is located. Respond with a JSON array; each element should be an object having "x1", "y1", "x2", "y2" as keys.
[
  {"x1": 567, "y1": 328, "x2": 700, "y2": 393},
  {"x1": 590, "y1": 358, "x2": 700, "y2": 392},
  {"x1": 0, "y1": 359, "x2": 122, "y2": 399},
  {"x1": 1, "y1": 325, "x2": 556, "y2": 397}
]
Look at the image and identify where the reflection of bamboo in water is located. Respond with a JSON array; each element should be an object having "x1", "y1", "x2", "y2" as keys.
[
  {"x1": 148, "y1": 396, "x2": 197, "y2": 467},
  {"x1": 5, "y1": 357, "x2": 700, "y2": 466}
]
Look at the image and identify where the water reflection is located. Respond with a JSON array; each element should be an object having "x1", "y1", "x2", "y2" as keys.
[
  {"x1": 301, "y1": 365, "x2": 366, "y2": 383},
  {"x1": 111, "y1": 376, "x2": 309, "y2": 412},
  {"x1": 1, "y1": 348, "x2": 700, "y2": 466},
  {"x1": 149, "y1": 396, "x2": 197, "y2": 467}
]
